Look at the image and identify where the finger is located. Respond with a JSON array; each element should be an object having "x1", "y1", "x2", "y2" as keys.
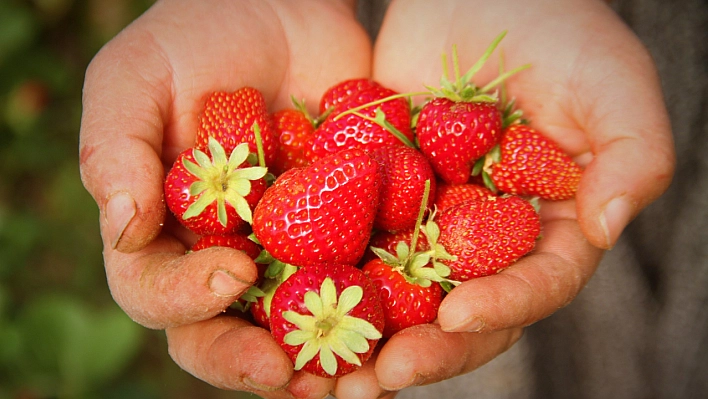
[
  {"x1": 79, "y1": 24, "x2": 173, "y2": 254},
  {"x1": 166, "y1": 316, "x2": 334, "y2": 399},
  {"x1": 437, "y1": 200, "x2": 604, "y2": 333},
  {"x1": 333, "y1": 350, "x2": 393, "y2": 399},
  {"x1": 573, "y1": 58, "x2": 675, "y2": 249},
  {"x1": 375, "y1": 324, "x2": 523, "y2": 391},
  {"x1": 105, "y1": 235, "x2": 258, "y2": 329}
]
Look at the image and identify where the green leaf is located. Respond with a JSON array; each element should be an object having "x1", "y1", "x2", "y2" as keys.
[
  {"x1": 304, "y1": 291, "x2": 324, "y2": 319},
  {"x1": 284, "y1": 330, "x2": 315, "y2": 346},
  {"x1": 283, "y1": 311, "x2": 316, "y2": 332},
  {"x1": 183, "y1": 192, "x2": 215, "y2": 220},
  {"x1": 371, "y1": 247, "x2": 399, "y2": 265},
  {"x1": 319, "y1": 345, "x2": 337, "y2": 376},
  {"x1": 293, "y1": 340, "x2": 320, "y2": 371},
  {"x1": 337, "y1": 286, "x2": 363, "y2": 315},
  {"x1": 339, "y1": 316, "x2": 382, "y2": 340},
  {"x1": 328, "y1": 338, "x2": 361, "y2": 367}
]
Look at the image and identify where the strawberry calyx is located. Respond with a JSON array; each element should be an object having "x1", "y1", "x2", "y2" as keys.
[
  {"x1": 283, "y1": 277, "x2": 383, "y2": 376},
  {"x1": 182, "y1": 137, "x2": 268, "y2": 226},
  {"x1": 370, "y1": 180, "x2": 459, "y2": 288},
  {"x1": 334, "y1": 31, "x2": 530, "y2": 122}
]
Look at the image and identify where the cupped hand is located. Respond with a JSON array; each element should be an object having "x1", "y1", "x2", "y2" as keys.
[
  {"x1": 327, "y1": 0, "x2": 675, "y2": 397},
  {"x1": 79, "y1": 0, "x2": 371, "y2": 396}
]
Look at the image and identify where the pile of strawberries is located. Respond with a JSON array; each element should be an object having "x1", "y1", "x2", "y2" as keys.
[{"x1": 163, "y1": 32, "x2": 582, "y2": 378}]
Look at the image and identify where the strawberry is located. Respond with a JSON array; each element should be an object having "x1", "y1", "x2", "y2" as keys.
[
  {"x1": 480, "y1": 124, "x2": 583, "y2": 200},
  {"x1": 249, "y1": 263, "x2": 298, "y2": 330},
  {"x1": 434, "y1": 182, "x2": 496, "y2": 212},
  {"x1": 195, "y1": 87, "x2": 278, "y2": 167},
  {"x1": 319, "y1": 78, "x2": 381, "y2": 115},
  {"x1": 361, "y1": 227, "x2": 428, "y2": 266},
  {"x1": 369, "y1": 145, "x2": 436, "y2": 232},
  {"x1": 252, "y1": 148, "x2": 381, "y2": 267},
  {"x1": 435, "y1": 195, "x2": 541, "y2": 281},
  {"x1": 190, "y1": 234, "x2": 262, "y2": 259},
  {"x1": 362, "y1": 258, "x2": 443, "y2": 338},
  {"x1": 417, "y1": 98, "x2": 502, "y2": 184},
  {"x1": 271, "y1": 106, "x2": 315, "y2": 175},
  {"x1": 269, "y1": 262, "x2": 384, "y2": 378},
  {"x1": 362, "y1": 180, "x2": 455, "y2": 337},
  {"x1": 305, "y1": 84, "x2": 413, "y2": 163},
  {"x1": 164, "y1": 138, "x2": 268, "y2": 236}
]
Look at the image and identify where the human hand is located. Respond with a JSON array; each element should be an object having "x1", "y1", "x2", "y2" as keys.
[
  {"x1": 326, "y1": 0, "x2": 675, "y2": 397},
  {"x1": 79, "y1": 0, "x2": 372, "y2": 397}
]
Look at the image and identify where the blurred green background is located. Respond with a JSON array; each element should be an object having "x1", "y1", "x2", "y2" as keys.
[{"x1": 0, "y1": 0, "x2": 259, "y2": 398}]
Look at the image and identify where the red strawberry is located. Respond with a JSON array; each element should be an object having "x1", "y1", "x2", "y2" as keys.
[
  {"x1": 484, "y1": 124, "x2": 583, "y2": 200},
  {"x1": 417, "y1": 98, "x2": 502, "y2": 184},
  {"x1": 412, "y1": 32, "x2": 524, "y2": 184},
  {"x1": 191, "y1": 234, "x2": 262, "y2": 259},
  {"x1": 164, "y1": 139, "x2": 268, "y2": 236},
  {"x1": 436, "y1": 195, "x2": 541, "y2": 281},
  {"x1": 271, "y1": 107, "x2": 315, "y2": 175},
  {"x1": 252, "y1": 148, "x2": 381, "y2": 267},
  {"x1": 361, "y1": 227, "x2": 428, "y2": 266},
  {"x1": 362, "y1": 258, "x2": 443, "y2": 338},
  {"x1": 434, "y1": 182, "x2": 496, "y2": 212},
  {"x1": 195, "y1": 88, "x2": 278, "y2": 167},
  {"x1": 248, "y1": 264, "x2": 295, "y2": 329},
  {"x1": 319, "y1": 78, "x2": 381, "y2": 115},
  {"x1": 363, "y1": 179, "x2": 454, "y2": 337},
  {"x1": 305, "y1": 85, "x2": 413, "y2": 163},
  {"x1": 269, "y1": 263, "x2": 384, "y2": 378},
  {"x1": 369, "y1": 145, "x2": 436, "y2": 232}
]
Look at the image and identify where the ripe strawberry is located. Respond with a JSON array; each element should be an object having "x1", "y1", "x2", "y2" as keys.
[
  {"x1": 305, "y1": 85, "x2": 413, "y2": 163},
  {"x1": 269, "y1": 263, "x2": 384, "y2": 378},
  {"x1": 361, "y1": 228, "x2": 428, "y2": 266},
  {"x1": 436, "y1": 195, "x2": 540, "y2": 281},
  {"x1": 191, "y1": 234, "x2": 262, "y2": 259},
  {"x1": 164, "y1": 139, "x2": 268, "y2": 236},
  {"x1": 191, "y1": 233, "x2": 268, "y2": 277},
  {"x1": 271, "y1": 107, "x2": 315, "y2": 175},
  {"x1": 249, "y1": 263, "x2": 298, "y2": 330},
  {"x1": 252, "y1": 148, "x2": 381, "y2": 267},
  {"x1": 369, "y1": 145, "x2": 436, "y2": 232},
  {"x1": 362, "y1": 258, "x2": 443, "y2": 338},
  {"x1": 363, "y1": 179, "x2": 455, "y2": 337},
  {"x1": 417, "y1": 98, "x2": 502, "y2": 184},
  {"x1": 483, "y1": 124, "x2": 583, "y2": 200},
  {"x1": 195, "y1": 88, "x2": 278, "y2": 167},
  {"x1": 434, "y1": 182, "x2": 495, "y2": 212},
  {"x1": 319, "y1": 78, "x2": 381, "y2": 115}
]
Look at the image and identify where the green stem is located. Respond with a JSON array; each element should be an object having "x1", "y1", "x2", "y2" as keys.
[
  {"x1": 252, "y1": 121, "x2": 267, "y2": 168},
  {"x1": 333, "y1": 91, "x2": 431, "y2": 121},
  {"x1": 407, "y1": 179, "x2": 431, "y2": 267},
  {"x1": 480, "y1": 63, "x2": 531, "y2": 94},
  {"x1": 350, "y1": 110, "x2": 416, "y2": 148}
]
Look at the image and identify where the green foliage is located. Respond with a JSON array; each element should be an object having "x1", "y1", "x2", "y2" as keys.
[{"x1": 0, "y1": 0, "x2": 261, "y2": 398}]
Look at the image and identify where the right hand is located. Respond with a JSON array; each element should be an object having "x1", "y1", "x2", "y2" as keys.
[{"x1": 79, "y1": 1, "x2": 371, "y2": 397}]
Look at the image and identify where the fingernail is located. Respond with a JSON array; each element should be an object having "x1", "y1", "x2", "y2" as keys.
[
  {"x1": 441, "y1": 316, "x2": 485, "y2": 333},
  {"x1": 599, "y1": 196, "x2": 634, "y2": 249},
  {"x1": 243, "y1": 376, "x2": 286, "y2": 392},
  {"x1": 209, "y1": 270, "x2": 250, "y2": 297},
  {"x1": 105, "y1": 191, "x2": 136, "y2": 249},
  {"x1": 380, "y1": 373, "x2": 423, "y2": 391}
]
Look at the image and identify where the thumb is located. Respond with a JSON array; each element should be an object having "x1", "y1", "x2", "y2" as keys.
[
  {"x1": 79, "y1": 29, "x2": 172, "y2": 253},
  {"x1": 575, "y1": 51, "x2": 675, "y2": 249}
]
